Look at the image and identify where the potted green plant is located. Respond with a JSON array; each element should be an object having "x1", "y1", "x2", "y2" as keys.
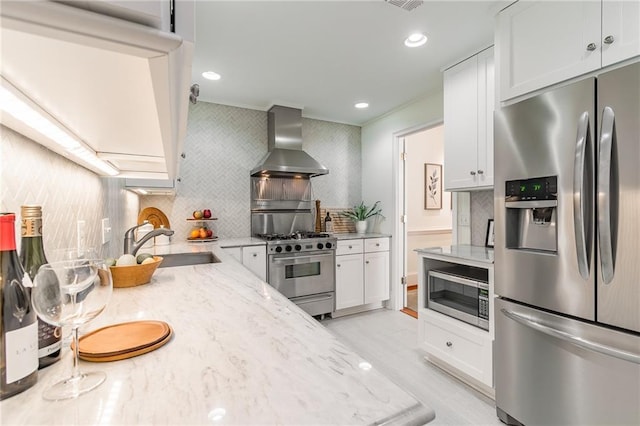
[{"x1": 341, "y1": 201, "x2": 383, "y2": 234}]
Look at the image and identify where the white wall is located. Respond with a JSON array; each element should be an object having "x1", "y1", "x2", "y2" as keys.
[
  {"x1": 361, "y1": 91, "x2": 444, "y2": 310},
  {"x1": 405, "y1": 125, "x2": 452, "y2": 232},
  {"x1": 361, "y1": 91, "x2": 444, "y2": 234},
  {"x1": 405, "y1": 125, "x2": 452, "y2": 285}
]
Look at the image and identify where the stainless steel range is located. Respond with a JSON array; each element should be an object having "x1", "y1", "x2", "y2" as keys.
[
  {"x1": 250, "y1": 105, "x2": 335, "y2": 317},
  {"x1": 259, "y1": 232, "x2": 336, "y2": 317}
]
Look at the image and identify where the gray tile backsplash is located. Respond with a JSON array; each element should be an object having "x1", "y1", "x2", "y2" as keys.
[
  {"x1": 470, "y1": 189, "x2": 494, "y2": 246},
  {"x1": 141, "y1": 102, "x2": 362, "y2": 241},
  {"x1": 1, "y1": 125, "x2": 139, "y2": 259}
]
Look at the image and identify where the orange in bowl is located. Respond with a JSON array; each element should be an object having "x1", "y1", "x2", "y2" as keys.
[{"x1": 110, "y1": 256, "x2": 163, "y2": 288}]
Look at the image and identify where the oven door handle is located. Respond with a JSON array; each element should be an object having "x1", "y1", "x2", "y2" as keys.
[{"x1": 271, "y1": 253, "x2": 334, "y2": 263}]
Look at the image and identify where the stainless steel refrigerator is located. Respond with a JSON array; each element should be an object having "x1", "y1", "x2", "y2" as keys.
[{"x1": 494, "y1": 62, "x2": 640, "y2": 426}]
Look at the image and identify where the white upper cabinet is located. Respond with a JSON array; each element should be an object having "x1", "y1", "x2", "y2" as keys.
[
  {"x1": 444, "y1": 47, "x2": 494, "y2": 191},
  {"x1": 0, "y1": 1, "x2": 194, "y2": 179},
  {"x1": 498, "y1": 0, "x2": 640, "y2": 102},
  {"x1": 601, "y1": 0, "x2": 640, "y2": 67}
]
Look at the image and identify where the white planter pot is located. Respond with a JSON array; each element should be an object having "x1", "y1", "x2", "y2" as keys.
[{"x1": 355, "y1": 220, "x2": 367, "y2": 234}]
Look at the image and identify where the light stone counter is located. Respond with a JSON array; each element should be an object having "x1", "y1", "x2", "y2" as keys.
[
  {"x1": 334, "y1": 233, "x2": 391, "y2": 240},
  {"x1": 2, "y1": 244, "x2": 434, "y2": 425},
  {"x1": 415, "y1": 244, "x2": 494, "y2": 265}
]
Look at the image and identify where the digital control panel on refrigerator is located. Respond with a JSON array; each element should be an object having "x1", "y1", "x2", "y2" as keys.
[{"x1": 505, "y1": 175, "x2": 558, "y2": 253}]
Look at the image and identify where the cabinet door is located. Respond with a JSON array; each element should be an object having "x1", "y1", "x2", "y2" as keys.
[
  {"x1": 222, "y1": 247, "x2": 242, "y2": 262},
  {"x1": 242, "y1": 246, "x2": 266, "y2": 281},
  {"x1": 497, "y1": 0, "x2": 601, "y2": 101},
  {"x1": 602, "y1": 0, "x2": 640, "y2": 67},
  {"x1": 336, "y1": 254, "x2": 364, "y2": 310},
  {"x1": 364, "y1": 251, "x2": 389, "y2": 304},
  {"x1": 444, "y1": 55, "x2": 479, "y2": 190},
  {"x1": 477, "y1": 48, "x2": 494, "y2": 188}
]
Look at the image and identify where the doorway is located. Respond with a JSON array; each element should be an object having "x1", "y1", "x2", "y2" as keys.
[{"x1": 397, "y1": 123, "x2": 453, "y2": 318}]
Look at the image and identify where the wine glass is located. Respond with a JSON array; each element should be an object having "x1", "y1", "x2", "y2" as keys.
[{"x1": 32, "y1": 258, "x2": 113, "y2": 400}]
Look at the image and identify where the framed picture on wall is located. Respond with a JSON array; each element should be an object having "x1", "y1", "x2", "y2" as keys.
[
  {"x1": 485, "y1": 219, "x2": 495, "y2": 248},
  {"x1": 424, "y1": 163, "x2": 442, "y2": 210}
]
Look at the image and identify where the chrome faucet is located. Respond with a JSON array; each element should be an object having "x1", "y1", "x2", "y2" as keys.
[{"x1": 124, "y1": 221, "x2": 174, "y2": 256}]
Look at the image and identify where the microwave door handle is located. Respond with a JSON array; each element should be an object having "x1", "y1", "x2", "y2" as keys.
[
  {"x1": 500, "y1": 309, "x2": 640, "y2": 364},
  {"x1": 598, "y1": 107, "x2": 616, "y2": 284},
  {"x1": 573, "y1": 111, "x2": 591, "y2": 280}
]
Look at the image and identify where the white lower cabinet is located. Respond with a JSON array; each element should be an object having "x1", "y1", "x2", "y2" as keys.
[
  {"x1": 335, "y1": 237, "x2": 390, "y2": 312},
  {"x1": 335, "y1": 253, "x2": 364, "y2": 310},
  {"x1": 364, "y1": 251, "x2": 389, "y2": 304},
  {"x1": 222, "y1": 245, "x2": 266, "y2": 281},
  {"x1": 420, "y1": 310, "x2": 493, "y2": 390}
]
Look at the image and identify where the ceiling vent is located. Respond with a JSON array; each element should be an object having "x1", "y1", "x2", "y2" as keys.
[{"x1": 385, "y1": 0, "x2": 424, "y2": 12}]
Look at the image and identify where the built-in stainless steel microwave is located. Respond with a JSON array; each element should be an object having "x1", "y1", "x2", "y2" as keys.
[{"x1": 427, "y1": 269, "x2": 489, "y2": 330}]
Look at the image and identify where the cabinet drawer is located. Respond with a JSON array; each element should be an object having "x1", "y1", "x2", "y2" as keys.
[
  {"x1": 421, "y1": 311, "x2": 492, "y2": 386},
  {"x1": 364, "y1": 237, "x2": 389, "y2": 252},
  {"x1": 336, "y1": 239, "x2": 364, "y2": 255}
]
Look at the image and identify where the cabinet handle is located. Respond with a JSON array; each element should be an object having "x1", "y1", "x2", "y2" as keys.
[
  {"x1": 586, "y1": 43, "x2": 597, "y2": 51},
  {"x1": 252, "y1": 253, "x2": 257, "y2": 257},
  {"x1": 477, "y1": 169, "x2": 484, "y2": 175},
  {"x1": 470, "y1": 171, "x2": 476, "y2": 176},
  {"x1": 376, "y1": 243, "x2": 380, "y2": 247},
  {"x1": 337, "y1": 264, "x2": 341, "y2": 268},
  {"x1": 603, "y1": 35, "x2": 615, "y2": 44},
  {"x1": 348, "y1": 245, "x2": 353, "y2": 249},
  {"x1": 446, "y1": 341, "x2": 453, "y2": 347},
  {"x1": 365, "y1": 260, "x2": 370, "y2": 264}
]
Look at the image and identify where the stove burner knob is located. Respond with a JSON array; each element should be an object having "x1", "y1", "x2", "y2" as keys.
[
  {"x1": 295, "y1": 244, "x2": 302, "y2": 251},
  {"x1": 275, "y1": 246, "x2": 283, "y2": 253},
  {"x1": 325, "y1": 242, "x2": 332, "y2": 249},
  {"x1": 317, "y1": 243, "x2": 324, "y2": 250},
  {"x1": 285, "y1": 245, "x2": 292, "y2": 252}
]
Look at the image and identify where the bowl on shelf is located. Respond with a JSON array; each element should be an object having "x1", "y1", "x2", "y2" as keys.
[{"x1": 110, "y1": 256, "x2": 163, "y2": 288}]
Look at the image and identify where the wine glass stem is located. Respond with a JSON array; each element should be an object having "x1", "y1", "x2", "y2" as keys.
[{"x1": 71, "y1": 326, "x2": 81, "y2": 379}]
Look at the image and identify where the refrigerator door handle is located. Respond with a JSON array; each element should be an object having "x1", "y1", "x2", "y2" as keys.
[
  {"x1": 500, "y1": 308, "x2": 640, "y2": 364},
  {"x1": 598, "y1": 106, "x2": 616, "y2": 284},
  {"x1": 573, "y1": 111, "x2": 591, "y2": 280}
]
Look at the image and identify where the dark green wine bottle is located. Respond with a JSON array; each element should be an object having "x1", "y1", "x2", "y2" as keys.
[{"x1": 20, "y1": 206, "x2": 61, "y2": 369}]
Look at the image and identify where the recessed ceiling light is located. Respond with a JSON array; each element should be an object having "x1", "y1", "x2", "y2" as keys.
[
  {"x1": 202, "y1": 71, "x2": 221, "y2": 81},
  {"x1": 404, "y1": 33, "x2": 427, "y2": 47},
  {"x1": 355, "y1": 102, "x2": 369, "y2": 109}
]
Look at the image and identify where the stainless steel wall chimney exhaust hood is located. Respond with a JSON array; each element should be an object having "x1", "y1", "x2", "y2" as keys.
[{"x1": 250, "y1": 105, "x2": 329, "y2": 177}]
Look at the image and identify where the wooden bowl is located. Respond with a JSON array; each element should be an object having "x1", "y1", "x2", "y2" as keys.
[{"x1": 110, "y1": 256, "x2": 163, "y2": 288}]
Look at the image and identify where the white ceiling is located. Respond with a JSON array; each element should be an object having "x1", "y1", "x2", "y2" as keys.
[{"x1": 191, "y1": 1, "x2": 506, "y2": 126}]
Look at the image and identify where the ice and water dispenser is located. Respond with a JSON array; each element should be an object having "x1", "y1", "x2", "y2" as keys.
[{"x1": 505, "y1": 176, "x2": 558, "y2": 253}]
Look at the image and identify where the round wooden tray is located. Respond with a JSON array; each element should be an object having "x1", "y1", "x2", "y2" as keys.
[
  {"x1": 76, "y1": 320, "x2": 173, "y2": 362},
  {"x1": 138, "y1": 207, "x2": 170, "y2": 229}
]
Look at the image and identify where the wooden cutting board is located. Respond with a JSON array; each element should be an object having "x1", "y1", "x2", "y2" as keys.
[{"x1": 76, "y1": 320, "x2": 172, "y2": 362}]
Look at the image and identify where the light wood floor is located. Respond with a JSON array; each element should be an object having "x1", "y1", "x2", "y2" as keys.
[{"x1": 323, "y1": 309, "x2": 502, "y2": 425}]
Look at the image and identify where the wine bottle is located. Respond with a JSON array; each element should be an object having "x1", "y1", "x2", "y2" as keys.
[
  {"x1": 0, "y1": 213, "x2": 38, "y2": 400},
  {"x1": 324, "y1": 212, "x2": 333, "y2": 233},
  {"x1": 20, "y1": 206, "x2": 61, "y2": 368}
]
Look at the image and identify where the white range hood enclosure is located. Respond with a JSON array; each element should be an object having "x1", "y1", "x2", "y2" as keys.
[{"x1": 0, "y1": 1, "x2": 193, "y2": 179}]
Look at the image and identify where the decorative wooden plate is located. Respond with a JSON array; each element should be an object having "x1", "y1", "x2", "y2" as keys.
[
  {"x1": 138, "y1": 207, "x2": 170, "y2": 229},
  {"x1": 76, "y1": 320, "x2": 173, "y2": 362}
]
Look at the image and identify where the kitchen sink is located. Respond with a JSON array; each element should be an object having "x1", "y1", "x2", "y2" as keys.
[{"x1": 157, "y1": 252, "x2": 221, "y2": 268}]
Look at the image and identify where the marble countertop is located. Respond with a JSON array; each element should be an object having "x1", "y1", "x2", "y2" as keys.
[
  {"x1": 415, "y1": 244, "x2": 494, "y2": 265},
  {"x1": 2, "y1": 244, "x2": 434, "y2": 425},
  {"x1": 334, "y1": 233, "x2": 391, "y2": 240}
]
